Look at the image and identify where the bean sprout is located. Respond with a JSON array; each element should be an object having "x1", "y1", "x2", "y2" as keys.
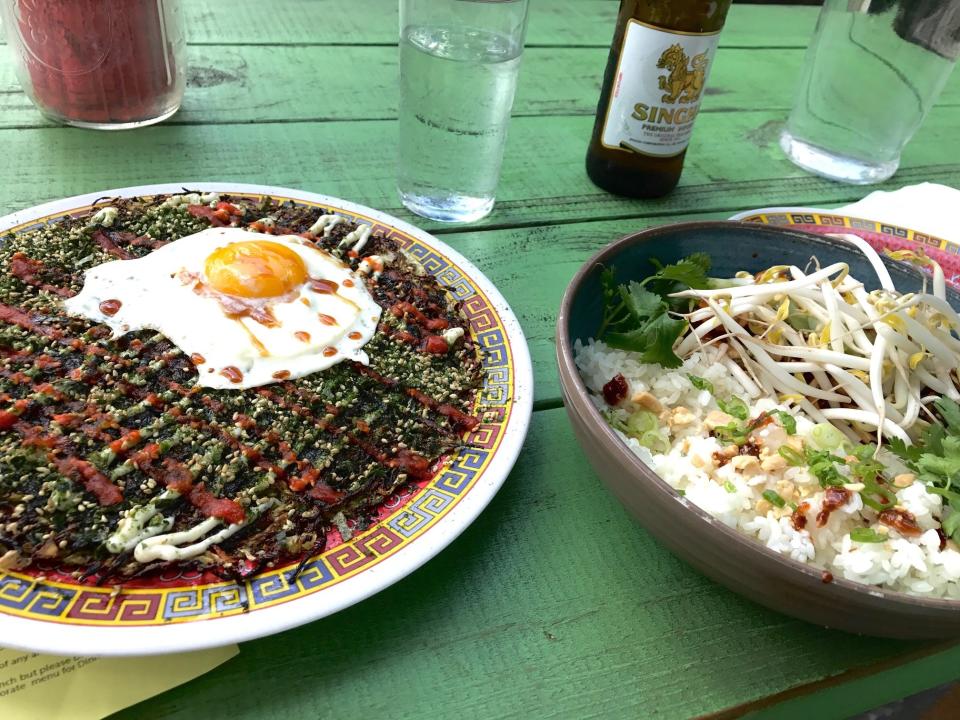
[{"x1": 670, "y1": 239, "x2": 959, "y2": 445}]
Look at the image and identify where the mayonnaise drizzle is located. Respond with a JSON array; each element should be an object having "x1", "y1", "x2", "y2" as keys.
[
  {"x1": 308, "y1": 214, "x2": 344, "y2": 237},
  {"x1": 132, "y1": 499, "x2": 277, "y2": 563},
  {"x1": 442, "y1": 327, "x2": 465, "y2": 346},
  {"x1": 341, "y1": 223, "x2": 372, "y2": 252},
  {"x1": 105, "y1": 490, "x2": 177, "y2": 553}
]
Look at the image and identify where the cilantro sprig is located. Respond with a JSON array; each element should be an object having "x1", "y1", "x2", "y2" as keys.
[
  {"x1": 597, "y1": 254, "x2": 711, "y2": 369},
  {"x1": 889, "y1": 397, "x2": 960, "y2": 543}
]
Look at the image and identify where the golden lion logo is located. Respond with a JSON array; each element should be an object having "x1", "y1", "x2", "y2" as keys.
[{"x1": 657, "y1": 44, "x2": 708, "y2": 104}]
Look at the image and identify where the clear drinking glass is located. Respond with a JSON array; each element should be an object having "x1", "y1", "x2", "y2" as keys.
[
  {"x1": 1, "y1": 0, "x2": 185, "y2": 129},
  {"x1": 398, "y1": 0, "x2": 530, "y2": 223},
  {"x1": 781, "y1": 0, "x2": 960, "y2": 184}
]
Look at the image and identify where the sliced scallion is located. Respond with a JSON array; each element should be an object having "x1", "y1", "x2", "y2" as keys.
[
  {"x1": 808, "y1": 422, "x2": 848, "y2": 452},
  {"x1": 850, "y1": 527, "x2": 886, "y2": 543},
  {"x1": 762, "y1": 489, "x2": 786, "y2": 508},
  {"x1": 717, "y1": 395, "x2": 749, "y2": 421},
  {"x1": 779, "y1": 445, "x2": 805, "y2": 467},
  {"x1": 639, "y1": 430, "x2": 670, "y2": 454},
  {"x1": 626, "y1": 409, "x2": 658, "y2": 436},
  {"x1": 772, "y1": 410, "x2": 797, "y2": 435},
  {"x1": 687, "y1": 374, "x2": 714, "y2": 394}
]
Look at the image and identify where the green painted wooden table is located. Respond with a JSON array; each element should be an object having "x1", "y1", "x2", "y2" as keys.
[{"x1": 4, "y1": 2, "x2": 960, "y2": 718}]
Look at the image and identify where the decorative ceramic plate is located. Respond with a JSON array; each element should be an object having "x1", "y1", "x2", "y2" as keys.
[
  {"x1": 729, "y1": 206, "x2": 960, "y2": 289},
  {"x1": 0, "y1": 183, "x2": 533, "y2": 656}
]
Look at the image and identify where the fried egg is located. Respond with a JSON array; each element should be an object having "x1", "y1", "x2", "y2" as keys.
[{"x1": 64, "y1": 227, "x2": 382, "y2": 389}]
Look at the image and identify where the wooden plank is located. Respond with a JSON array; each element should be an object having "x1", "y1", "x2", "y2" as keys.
[
  {"x1": 732, "y1": 642, "x2": 960, "y2": 719},
  {"x1": 3, "y1": 109, "x2": 958, "y2": 233},
  {"x1": 107, "y1": 406, "x2": 958, "y2": 720},
  {"x1": 3, "y1": 45, "x2": 956, "y2": 129},
  {"x1": 0, "y1": 3, "x2": 816, "y2": 49},
  {"x1": 176, "y1": 1, "x2": 818, "y2": 49}
]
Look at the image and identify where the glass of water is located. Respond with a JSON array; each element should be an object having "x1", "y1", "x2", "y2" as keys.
[
  {"x1": 781, "y1": 0, "x2": 960, "y2": 184},
  {"x1": 398, "y1": 0, "x2": 530, "y2": 223}
]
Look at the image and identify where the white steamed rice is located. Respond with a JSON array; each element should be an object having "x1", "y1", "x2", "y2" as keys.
[{"x1": 575, "y1": 340, "x2": 960, "y2": 599}]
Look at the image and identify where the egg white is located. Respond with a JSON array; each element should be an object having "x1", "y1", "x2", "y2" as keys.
[{"x1": 64, "y1": 228, "x2": 382, "y2": 389}]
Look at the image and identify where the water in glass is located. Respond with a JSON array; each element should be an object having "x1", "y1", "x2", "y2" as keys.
[
  {"x1": 398, "y1": 25, "x2": 522, "y2": 223},
  {"x1": 781, "y1": 1, "x2": 958, "y2": 184}
]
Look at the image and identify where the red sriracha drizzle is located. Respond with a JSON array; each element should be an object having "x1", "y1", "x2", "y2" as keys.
[
  {"x1": 52, "y1": 457, "x2": 123, "y2": 506},
  {"x1": 422, "y1": 335, "x2": 448, "y2": 354},
  {"x1": 189, "y1": 484, "x2": 245, "y2": 525}
]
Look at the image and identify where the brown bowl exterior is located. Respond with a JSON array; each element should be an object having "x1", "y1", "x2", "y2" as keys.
[{"x1": 556, "y1": 221, "x2": 960, "y2": 639}]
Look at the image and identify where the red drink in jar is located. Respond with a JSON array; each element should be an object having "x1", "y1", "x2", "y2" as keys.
[{"x1": 1, "y1": 0, "x2": 185, "y2": 129}]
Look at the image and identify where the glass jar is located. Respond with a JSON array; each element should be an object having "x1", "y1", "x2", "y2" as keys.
[{"x1": 1, "y1": 0, "x2": 186, "y2": 129}]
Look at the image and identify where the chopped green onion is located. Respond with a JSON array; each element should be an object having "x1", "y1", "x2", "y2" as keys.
[
  {"x1": 858, "y1": 470, "x2": 897, "y2": 510},
  {"x1": 849, "y1": 445, "x2": 884, "y2": 484},
  {"x1": 677, "y1": 489, "x2": 686, "y2": 497},
  {"x1": 723, "y1": 480, "x2": 737, "y2": 494},
  {"x1": 626, "y1": 409, "x2": 659, "y2": 436},
  {"x1": 762, "y1": 489, "x2": 786, "y2": 508},
  {"x1": 687, "y1": 374, "x2": 714, "y2": 394},
  {"x1": 772, "y1": 410, "x2": 797, "y2": 435},
  {"x1": 639, "y1": 430, "x2": 670, "y2": 454},
  {"x1": 779, "y1": 445, "x2": 805, "y2": 466},
  {"x1": 850, "y1": 527, "x2": 886, "y2": 543},
  {"x1": 852, "y1": 444, "x2": 875, "y2": 462},
  {"x1": 860, "y1": 495, "x2": 889, "y2": 511},
  {"x1": 809, "y1": 422, "x2": 847, "y2": 452},
  {"x1": 717, "y1": 395, "x2": 749, "y2": 421},
  {"x1": 714, "y1": 421, "x2": 748, "y2": 446},
  {"x1": 602, "y1": 410, "x2": 629, "y2": 434},
  {"x1": 804, "y1": 447, "x2": 847, "y2": 487}
]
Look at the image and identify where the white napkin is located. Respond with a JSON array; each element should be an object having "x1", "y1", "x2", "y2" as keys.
[{"x1": 836, "y1": 182, "x2": 960, "y2": 245}]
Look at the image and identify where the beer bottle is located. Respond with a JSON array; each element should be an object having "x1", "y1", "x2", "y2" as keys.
[{"x1": 585, "y1": 0, "x2": 733, "y2": 198}]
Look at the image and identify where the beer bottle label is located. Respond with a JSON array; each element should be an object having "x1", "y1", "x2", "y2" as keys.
[{"x1": 599, "y1": 20, "x2": 720, "y2": 157}]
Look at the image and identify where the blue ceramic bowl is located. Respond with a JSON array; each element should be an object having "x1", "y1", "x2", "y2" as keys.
[{"x1": 556, "y1": 221, "x2": 960, "y2": 638}]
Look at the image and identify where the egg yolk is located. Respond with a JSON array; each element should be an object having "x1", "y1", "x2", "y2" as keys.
[{"x1": 204, "y1": 241, "x2": 308, "y2": 298}]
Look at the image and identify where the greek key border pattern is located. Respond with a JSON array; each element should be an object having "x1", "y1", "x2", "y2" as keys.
[{"x1": 742, "y1": 212, "x2": 953, "y2": 252}]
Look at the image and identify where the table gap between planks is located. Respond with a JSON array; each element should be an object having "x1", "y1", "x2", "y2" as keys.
[{"x1": 2, "y1": 2, "x2": 959, "y2": 718}]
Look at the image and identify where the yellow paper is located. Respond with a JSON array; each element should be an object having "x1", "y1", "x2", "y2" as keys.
[{"x1": 0, "y1": 644, "x2": 238, "y2": 720}]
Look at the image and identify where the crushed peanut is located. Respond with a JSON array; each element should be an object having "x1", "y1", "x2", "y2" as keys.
[
  {"x1": 731, "y1": 454, "x2": 761, "y2": 475},
  {"x1": 760, "y1": 453, "x2": 787, "y2": 473},
  {"x1": 668, "y1": 406, "x2": 696, "y2": 428},
  {"x1": 703, "y1": 410, "x2": 734, "y2": 430},
  {"x1": 632, "y1": 391, "x2": 663, "y2": 413},
  {"x1": 716, "y1": 444, "x2": 739, "y2": 460},
  {"x1": 893, "y1": 473, "x2": 915, "y2": 488},
  {"x1": 775, "y1": 479, "x2": 797, "y2": 501}
]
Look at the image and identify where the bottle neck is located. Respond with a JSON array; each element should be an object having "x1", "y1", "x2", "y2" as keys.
[{"x1": 618, "y1": 0, "x2": 732, "y2": 35}]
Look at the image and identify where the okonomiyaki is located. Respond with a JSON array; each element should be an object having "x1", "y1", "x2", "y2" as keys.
[{"x1": 0, "y1": 192, "x2": 483, "y2": 583}]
